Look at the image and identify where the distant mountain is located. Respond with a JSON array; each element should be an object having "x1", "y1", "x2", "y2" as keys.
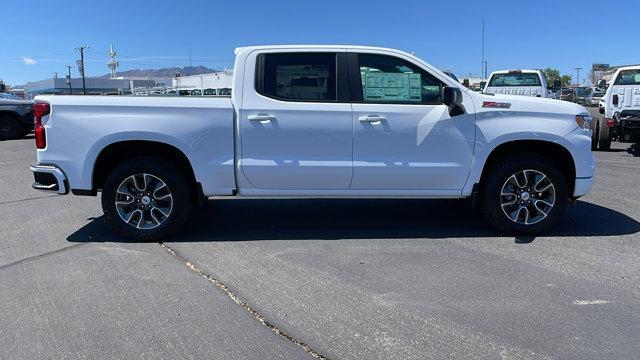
[{"x1": 96, "y1": 66, "x2": 218, "y2": 79}]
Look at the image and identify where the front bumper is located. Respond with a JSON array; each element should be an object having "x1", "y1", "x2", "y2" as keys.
[
  {"x1": 30, "y1": 164, "x2": 68, "y2": 194},
  {"x1": 574, "y1": 177, "x2": 594, "y2": 198}
]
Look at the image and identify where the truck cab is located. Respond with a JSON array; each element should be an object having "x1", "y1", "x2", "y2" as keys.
[{"x1": 484, "y1": 70, "x2": 553, "y2": 98}]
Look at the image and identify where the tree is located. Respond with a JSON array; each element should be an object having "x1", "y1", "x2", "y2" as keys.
[
  {"x1": 542, "y1": 68, "x2": 561, "y2": 84},
  {"x1": 560, "y1": 75, "x2": 572, "y2": 86}
]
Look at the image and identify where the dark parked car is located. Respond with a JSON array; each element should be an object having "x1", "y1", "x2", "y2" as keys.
[
  {"x1": 0, "y1": 93, "x2": 34, "y2": 140},
  {"x1": 560, "y1": 88, "x2": 575, "y2": 102}
]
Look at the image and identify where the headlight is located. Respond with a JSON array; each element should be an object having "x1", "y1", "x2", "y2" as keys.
[{"x1": 575, "y1": 114, "x2": 592, "y2": 130}]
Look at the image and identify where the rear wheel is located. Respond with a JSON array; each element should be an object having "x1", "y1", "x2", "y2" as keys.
[
  {"x1": 480, "y1": 154, "x2": 568, "y2": 235},
  {"x1": 598, "y1": 119, "x2": 611, "y2": 151},
  {"x1": 101, "y1": 157, "x2": 193, "y2": 241},
  {"x1": 0, "y1": 116, "x2": 21, "y2": 140}
]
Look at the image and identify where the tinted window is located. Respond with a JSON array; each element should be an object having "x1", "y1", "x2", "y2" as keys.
[
  {"x1": 614, "y1": 70, "x2": 640, "y2": 85},
  {"x1": 488, "y1": 73, "x2": 542, "y2": 87},
  {"x1": 259, "y1": 53, "x2": 336, "y2": 101},
  {"x1": 357, "y1": 54, "x2": 443, "y2": 103}
]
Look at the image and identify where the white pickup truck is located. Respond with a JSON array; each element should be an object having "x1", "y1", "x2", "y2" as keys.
[
  {"x1": 484, "y1": 69, "x2": 556, "y2": 98},
  {"x1": 30, "y1": 45, "x2": 595, "y2": 240}
]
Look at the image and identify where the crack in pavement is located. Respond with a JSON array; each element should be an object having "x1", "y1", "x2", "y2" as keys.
[
  {"x1": 159, "y1": 243, "x2": 328, "y2": 359},
  {"x1": 0, "y1": 194, "x2": 59, "y2": 206},
  {"x1": 0, "y1": 243, "x2": 87, "y2": 272}
]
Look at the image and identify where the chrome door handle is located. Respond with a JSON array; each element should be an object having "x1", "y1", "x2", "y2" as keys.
[
  {"x1": 358, "y1": 115, "x2": 386, "y2": 123},
  {"x1": 248, "y1": 114, "x2": 276, "y2": 122}
]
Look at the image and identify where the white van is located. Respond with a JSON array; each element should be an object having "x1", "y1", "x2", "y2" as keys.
[{"x1": 484, "y1": 70, "x2": 554, "y2": 98}]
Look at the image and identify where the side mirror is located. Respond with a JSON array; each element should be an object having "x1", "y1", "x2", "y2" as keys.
[
  {"x1": 548, "y1": 80, "x2": 561, "y2": 91},
  {"x1": 612, "y1": 94, "x2": 619, "y2": 106},
  {"x1": 599, "y1": 106, "x2": 605, "y2": 114},
  {"x1": 442, "y1": 86, "x2": 465, "y2": 116},
  {"x1": 597, "y1": 80, "x2": 607, "y2": 90}
]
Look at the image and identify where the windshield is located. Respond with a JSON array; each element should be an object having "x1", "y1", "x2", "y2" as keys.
[
  {"x1": 614, "y1": 69, "x2": 640, "y2": 85},
  {"x1": 0, "y1": 93, "x2": 22, "y2": 100},
  {"x1": 488, "y1": 73, "x2": 542, "y2": 87},
  {"x1": 442, "y1": 71, "x2": 459, "y2": 82}
]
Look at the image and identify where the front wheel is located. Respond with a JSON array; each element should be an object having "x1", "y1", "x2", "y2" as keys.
[
  {"x1": 480, "y1": 155, "x2": 568, "y2": 235},
  {"x1": 101, "y1": 157, "x2": 193, "y2": 241}
]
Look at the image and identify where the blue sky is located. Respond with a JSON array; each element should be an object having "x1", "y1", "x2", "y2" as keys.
[{"x1": 1, "y1": 0, "x2": 639, "y2": 85}]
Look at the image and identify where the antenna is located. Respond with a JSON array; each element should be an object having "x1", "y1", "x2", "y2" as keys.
[
  {"x1": 108, "y1": 44, "x2": 119, "y2": 79},
  {"x1": 189, "y1": 48, "x2": 192, "y2": 68}
]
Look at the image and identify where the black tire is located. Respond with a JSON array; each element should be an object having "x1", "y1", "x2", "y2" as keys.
[
  {"x1": 479, "y1": 154, "x2": 568, "y2": 235},
  {"x1": 598, "y1": 120, "x2": 611, "y2": 151},
  {"x1": 0, "y1": 116, "x2": 21, "y2": 140},
  {"x1": 101, "y1": 157, "x2": 193, "y2": 241},
  {"x1": 590, "y1": 118, "x2": 599, "y2": 151}
]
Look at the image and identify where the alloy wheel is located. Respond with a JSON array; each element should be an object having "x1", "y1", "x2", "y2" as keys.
[
  {"x1": 115, "y1": 173, "x2": 173, "y2": 229},
  {"x1": 500, "y1": 169, "x2": 556, "y2": 225}
]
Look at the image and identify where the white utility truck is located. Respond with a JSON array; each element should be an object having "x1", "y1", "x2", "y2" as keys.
[
  {"x1": 484, "y1": 69, "x2": 557, "y2": 98},
  {"x1": 594, "y1": 65, "x2": 640, "y2": 150},
  {"x1": 30, "y1": 45, "x2": 595, "y2": 240}
]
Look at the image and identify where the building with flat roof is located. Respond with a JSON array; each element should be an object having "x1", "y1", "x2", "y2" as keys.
[
  {"x1": 172, "y1": 71, "x2": 233, "y2": 92},
  {"x1": 25, "y1": 77, "x2": 156, "y2": 97}
]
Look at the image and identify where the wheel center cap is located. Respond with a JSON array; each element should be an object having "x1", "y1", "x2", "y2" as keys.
[
  {"x1": 520, "y1": 191, "x2": 531, "y2": 201},
  {"x1": 141, "y1": 196, "x2": 151, "y2": 205}
]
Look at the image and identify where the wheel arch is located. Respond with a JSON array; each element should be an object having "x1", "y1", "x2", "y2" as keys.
[
  {"x1": 477, "y1": 140, "x2": 576, "y2": 197},
  {"x1": 91, "y1": 140, "x2": 200, "y2": 198}
]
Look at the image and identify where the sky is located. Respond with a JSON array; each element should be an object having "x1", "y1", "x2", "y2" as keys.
[{"x1": 1, "y1": 0, "x2": 639, "y2": 85}]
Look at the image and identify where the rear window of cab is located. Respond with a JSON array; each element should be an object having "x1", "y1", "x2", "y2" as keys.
[{"x1": 488, "y1": 73, "x2": 542, "y2": 87}]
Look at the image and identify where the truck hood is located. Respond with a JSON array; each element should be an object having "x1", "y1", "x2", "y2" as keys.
[{"x1": 474, "y1": 92, "x2": 587, "y2": 116}]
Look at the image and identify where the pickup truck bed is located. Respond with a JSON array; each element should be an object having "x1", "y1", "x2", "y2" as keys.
[{"x1": 34, "y1": 95, "x2": 236, "y2": 195}]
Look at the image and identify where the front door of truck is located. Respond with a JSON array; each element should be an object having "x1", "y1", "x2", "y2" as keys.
[
  {"x1": 240, "y1": 51, "x2": 353, "y2": 190},
  {"x1": 349, "y1": 51, "x2": 475, "y2": 192}
]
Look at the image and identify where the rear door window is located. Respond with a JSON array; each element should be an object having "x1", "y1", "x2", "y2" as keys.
[{"x1": 257, "y1": 53, "x2": 337, "y2": 101}]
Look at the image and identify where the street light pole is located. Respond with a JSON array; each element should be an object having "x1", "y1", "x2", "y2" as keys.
[
  {"x1": 74, "y1": 46, "x2": 89, "y2": 95},
  {"x1": 575, "y1": 67, "x2": 582, "y2": 86},
  {"x1": 481, "y1": 18, "x2": 485, "y2": 81},
  {"x1": 65, "y1": 65, "x2": 72, "y2": 95}
]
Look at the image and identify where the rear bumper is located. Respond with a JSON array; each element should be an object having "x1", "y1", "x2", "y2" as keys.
[{"x1": 30, "y1": 164, "x2": 68, "y2": 194}]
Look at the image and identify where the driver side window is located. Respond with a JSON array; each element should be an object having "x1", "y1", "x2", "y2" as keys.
[{"x1": 357, "y1": 54, "x2": 443, "y2": 104}]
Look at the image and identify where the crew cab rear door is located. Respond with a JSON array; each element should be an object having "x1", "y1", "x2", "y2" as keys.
[
  {"x1": 348, "y1": 50, "x2": 475, "y2": 192},
  {"x1": 239, "y1": 50, "x2": 353, "y2": 190}
]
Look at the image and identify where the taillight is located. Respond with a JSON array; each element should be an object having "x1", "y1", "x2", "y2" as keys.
[
  {"x1": 33, "y1": 102, "x2": 50, "y2": 149},
  {"x1": 605, "y1": 118, "x2": 615, "y2": 128}
]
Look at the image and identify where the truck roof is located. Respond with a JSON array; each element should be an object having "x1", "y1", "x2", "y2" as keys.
[
  {"x1": 234, "y1": 45, "x2": 414, "y2": 57},
  {"x1": 488, "y1": 69, "x2": 542, "y2": 75},
  {"x1": 616, "y1": 65, "x2": 640, "y2": 71}
]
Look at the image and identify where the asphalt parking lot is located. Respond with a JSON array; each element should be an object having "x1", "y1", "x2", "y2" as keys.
[{"x1": 1, "y1": 109, "x2": 639, "y2": 359}]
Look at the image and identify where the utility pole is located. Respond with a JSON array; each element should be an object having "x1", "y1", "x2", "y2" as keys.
[
  {"x1": 575, "y1": 67, "x2": 582, "y2": 86},
  {"x1": 481, "y1": 18, "x2": 485, "y2": 81},
  {"x1": 74, "y1": 46, "x2": 89, "y2": 94},
  {"x1": 65, "y1": 65, "x2": 72, "y2": 95}
]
